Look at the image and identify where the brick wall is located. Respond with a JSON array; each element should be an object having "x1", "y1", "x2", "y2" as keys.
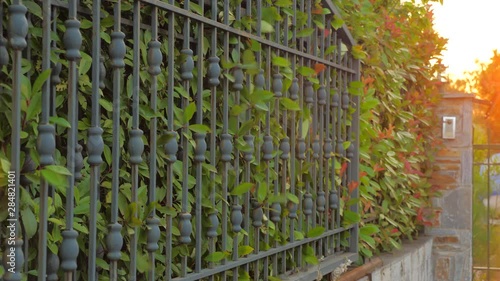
[{"x1": 426, "y1": 93, "x2": 474, "y2": 281}]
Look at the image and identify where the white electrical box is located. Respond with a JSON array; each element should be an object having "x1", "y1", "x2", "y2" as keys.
[{"x1": 442, "y1": 116, "x2": 456, "y2": 139}]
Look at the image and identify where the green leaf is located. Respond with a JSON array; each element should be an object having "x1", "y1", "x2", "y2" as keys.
[
  {"x1": 306, "y1": 226, "x2": 325, "y2": 238},
  {"x1": 205, "y1": 251, "x2": 227, "y2": 262},
  {"x1": 268, "y1": 194, "x2": 287, "y2": 204},
  {"x1": 231, "y1": 182, "x2": 253, "y2": 196},
  {"x1": 243, "y1": 49, "x2": 256, "y2": 65},
  {"x1": 40, "y1": 169, "x2": 67, "y2": 189},
  {"x1": 331, "y1": 17, "x2": 345, "y2": 30},
  {"x1": 250, "y1": 90, "x2": 274, "y2": 104},
  {"x1": 21, "y1": 208, "x2": 37, "y2": 239},
  {"x1": 260, "y1": 20, "x2": 275, "y2": 33},
  {"x1": 304, "y1": 255, "x2": 318, "y2": 265},
  {"x1": 360, "y1": 233, "x2": 377, "y2": 249},
  {"x1": 286, "y1": 193, "x2": 299, "y2": 204},
  {"x1": 343, "y1": 210, "x2": 361, "y2": 224},
  {"x1": 257, "y1": 182, "x2": 268, "y2": 203},
  {"x1": 296, "y1": 28, "x2": 314, "y2": 38},
  {"x1": 74, "y1": 197, "x2": 90, "y2": 215},
  {"x1": 272, "y1": 56, "x2": 290, "y2": 67},
  {"x1": 99, "y1": 99, "x2": 113, "y2": 112},
  {"x1": 294, "y1": 231, "x2": 304, "y2": 240},
  {"x1": 32, "y1": 69, "x2": 52, "y2": 95},
  {"x1": 360, "y1": 224, "x2": 380, "y2": 236},
  {"x1": 189, "y1": 124, "x2": 211, "y2": 133},
  {"x1": 49, "y1": 116, "x2": 71, "y2": 128},
  {"x1": 238, "y1": 245, "x2": 254, "y2": 257},
  {"x1": 297, "y1": 66, "x2": 315, "y2": 77},
  {"x1": 280, "y1": 98, "x2": 300, "y2": 111},
  {"x1": 183, "y1": 102, "x2": 196, "y2": 123},
  {"x1": 274, "y1": 0, "x2": 292, "y2": 7},
  {"x1": 45, "y1": 165, "x2": 72, "y2": 176}
]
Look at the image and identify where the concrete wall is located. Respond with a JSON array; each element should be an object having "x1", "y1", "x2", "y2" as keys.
[
  {"x1": 353, "y1": 237, "x2": 433, "y2": 281},
  {"x1": 426, "y1": 93, "x2": 474, "y2": 281}
]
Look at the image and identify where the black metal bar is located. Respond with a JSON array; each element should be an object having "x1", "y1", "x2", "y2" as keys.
[
  {"x1": 139, "y1": 0, "x2": 356, "y2": 74},
  {"x1": 170, "y1": 226, "x2": 356, "y2": 281}
]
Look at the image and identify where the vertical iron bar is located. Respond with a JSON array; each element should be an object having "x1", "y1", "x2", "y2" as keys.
[
  {"x1": 278, "y1": 7, "x2": 288, "y2": 274},
  {"x1": 165, "y1": 1, "x2": 178, "y2": 280},
  {"x1": 146, "y1": 6, "x2": 161, "y2": 281},
  {"x1": 206, "y1": 0, "x2": 220, "y2": 277},
  {"x1": 107, "y1": 3, "x2": 125, "y2": 280},
  {"x1": 335, "y1": 37, "x2": 343, "y2": 253},
  {"x1": 207, "y1": 1, "x2": 224, "y2": 280},
  {"x1": 288, "y1": 0, "x2": 298, "y2": 269},
  {"x1": 323, "y1": 18, "x2": 332, "y2": 256},
  {"x1": 317, "y1": 15, "x2": 326, "y2": 258},
  {"x1": 194, "y1": 0, "x2": 205, "y2": 274},
  {"x1": 37, "y1": 0, "x2": 53, "y2": 280},
  {"x1": 129, "y1": 2, "x2": 144, "y2": 280},
  {"x1": 179, "y1": 0, "x2": 194, "y2": 277},
  {"x1": 487, "y1": 130, "x2": 491, "y2": 281},
  {"x1": 88, "y1": 0, "x2": 103, "y2": 279},
  {"x1": 47, "y1": 6, "x2": 61, "y2": 280},
  {"x1": 4, "y1": 1, "x2": 26, "y2": 281},
  {"x1": 297, "y1": 0, "x2": 305, "y2": 269},
  {"x1": 223, "y1": 0, "x2": 239, "y2": 279},
  {"x1": 60, "y1": 0, "x2": 81, "y2": 279}
]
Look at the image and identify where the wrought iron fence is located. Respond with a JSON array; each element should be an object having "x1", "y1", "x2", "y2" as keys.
[{"x1": 0, "y1": 0, "x2": 360, "y2": 280}]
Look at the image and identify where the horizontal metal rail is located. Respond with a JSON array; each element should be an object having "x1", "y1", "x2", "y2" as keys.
[{"x1": 140, "y1": 0, "x2": 357, "y2": 74}]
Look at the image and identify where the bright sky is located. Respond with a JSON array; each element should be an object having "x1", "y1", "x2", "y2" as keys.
[{"x1": 431, "y1": 0, "x2": 500, "y2": 80}]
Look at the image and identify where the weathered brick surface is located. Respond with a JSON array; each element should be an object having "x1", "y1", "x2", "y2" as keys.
[
  {"x1": 360, "y1": 238, "x2": 433, "y2": 281},
  {"x1": 426, "y1": 93, "x2": 473, "y2": 281},
  {"x1": 435, "y1": 257, "x2": 451, "y2": 281}
]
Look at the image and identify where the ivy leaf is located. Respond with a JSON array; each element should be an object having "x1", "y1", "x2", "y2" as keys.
[
  {"x1": 360, "y1": 224, "x2": 379, "y2": 236},
  {"x1": 205, "y1": 251, "x2": 227, "y2": 262},
  {"x1": 238, "y1": 245, "x2": 254, "y2": 257},
  {"x1": 286, "y1": 193, "x2": 299, "y2": 204},
  {"x1": 183, "y1": 102, "x2": 196, "y2": 123},
  {"x1": 343, "y1": 210, "x2": 361, "y2": 224},
  {"x1": 294, "y1": 231, "x2": 304, "y2": 241},
  {"x1": 189, "y1": 124, "x2": 211, "y2": 134},
  {"x1": 280, "y1": 98, "x2": 300, "y2": 111},
  {"x1": 304, "y1": 255, "x2": 319, "y2": 265},
  {"x1": 274, "y1": 0, "x2": 292, "y2": 7},
  {"x1": 296, "y1": 28, "x2": 314, "y2": 38},
  {"x1": 21, "y1": 208, "x2": 37, "y2": 239},
  {"x1": 231, "y1": 182, "x2": 254, "y2": 196},
  {"x1": 260, "y1": 20, "x2": 275, "y2": 33},
  {"x1": 32, "y1": 69, "x2": 51, "y2": 95},
  {"x1": 49, "y1": 116, "x2": 71, "y2": 128},
  {"x1": 331, "y1": 17, "x2": 345, "y2": 30},
  {"x1": 297, "y1": 66, "x2": 316, "y2": 77},
  {"x1": 272, "y1": 56, "x2": 290, "y2": 68},
  {"x1": 306, "y1": 226, "x2": 325, "y2": 238},
  {"x1": 257, "y1": 182, "x2": 268, "y2": 203}
]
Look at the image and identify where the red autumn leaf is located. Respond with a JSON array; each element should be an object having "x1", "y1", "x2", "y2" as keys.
[
  {"x1": 339, "y1": 162, "x2": 348, "y2": 176},
  {"x1": 311, "y1": 8, "x2": 323, "y2": 14},
  {"x1": 324, "y1": 29, "x2": 331, "y2": 38},
  {"x1": 374, "y1": 163, "x2": 385, "y2": 172},
  {"x1": 363, "y1": 200, "x2": 372, "y2": 213},
  {"x1": 313, "y1": 63, "x2": 326, "y2": 75},
  {"x1": 390, "y1": 228, "x2": 399, "y2": 234},
  {"x1": 348, "y1": 181, "x2": 359, "y2": 193},
  {"x1": 360, "y1": 171, "x2": 368, "y2": 178}
]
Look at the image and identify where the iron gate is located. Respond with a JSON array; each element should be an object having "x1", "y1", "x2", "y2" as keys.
[
  {"x1": 473, "y1": 128, "x2": 500, "y2": 281},
  {"x1": 0, "y1": 0, "x2": 360, "y2": 280}
]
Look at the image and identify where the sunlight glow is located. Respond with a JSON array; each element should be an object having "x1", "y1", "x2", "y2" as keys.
[{"x1": 431, "y1": 0, "x2": 500, "y2": 80}]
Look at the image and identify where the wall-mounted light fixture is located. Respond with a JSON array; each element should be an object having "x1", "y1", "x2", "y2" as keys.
[{"x1": 442, "y1": 116, "x2": 456, "y2": 139}]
